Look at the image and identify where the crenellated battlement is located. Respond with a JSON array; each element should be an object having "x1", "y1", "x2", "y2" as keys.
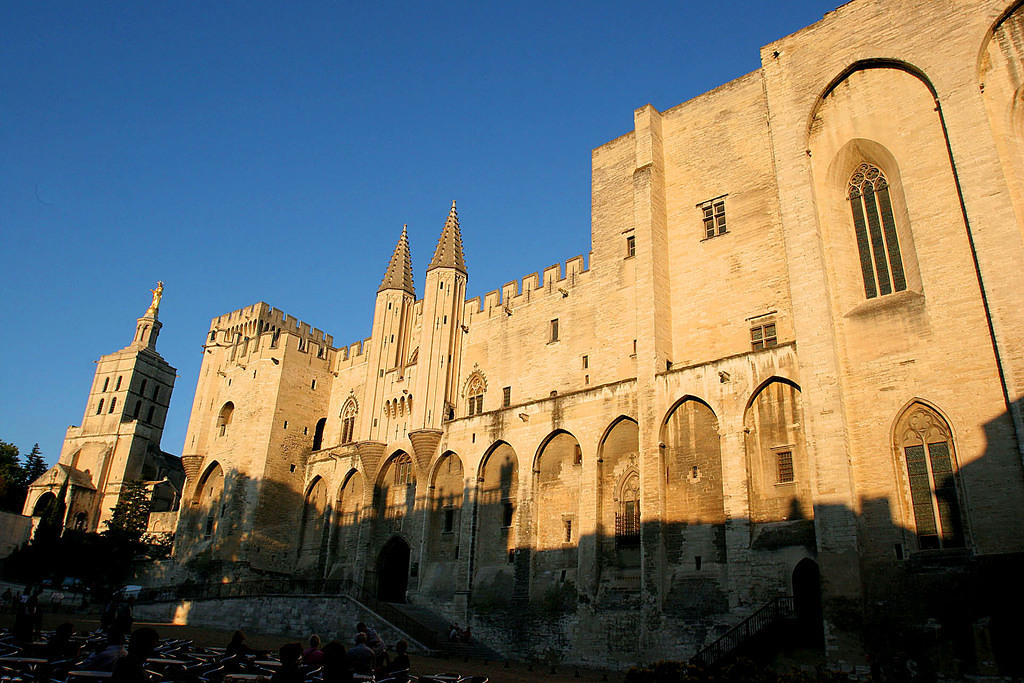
[
  {"x1": 208, "y1": 302, "x2": 334, "y2": 348},
  {"x1": 463, "y1": 254, "x2": 589, "y2": 316}
]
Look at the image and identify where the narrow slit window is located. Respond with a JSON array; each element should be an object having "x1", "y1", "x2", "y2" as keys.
[
  {"x1": 549, "y1": 319, "x2": 559, "y2": 343},
  {"x1": 625, "y1": 235, "x2": 635, "y2": 258}
]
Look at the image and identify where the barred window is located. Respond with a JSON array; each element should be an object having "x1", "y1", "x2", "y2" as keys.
[
  {"x1": 615, "y1": 472, "x2": 641, "y2": 549},
  {"x1": 502, "y1": 386, "x2": 511, "y2": 408},
  {"x1": 775, "y1": 450, "x2": 794, "y2": 483},
  {"x1": 848, "y1": 163, "x2": 906, "y2": 299}
]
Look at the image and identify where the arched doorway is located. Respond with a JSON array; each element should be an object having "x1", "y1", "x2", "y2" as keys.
[
  {"x1": 377, "y1": 536, "x2": 410, "y2": 603},
  {"x1": 793, "y1": 558, "x2": 824, "y2": 648}
]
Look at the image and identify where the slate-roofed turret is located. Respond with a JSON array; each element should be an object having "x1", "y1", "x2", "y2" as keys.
[
  {"x1": 427, "y1": 200, "x2": 467, "y2": 274},
  {"x1": 378, "y1": 225, "x2": 415, "y2": 295}
]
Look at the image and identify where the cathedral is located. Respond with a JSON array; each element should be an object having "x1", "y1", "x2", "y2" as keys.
[{"x1": 29, "y1": 0, "x2": 1024, "y2": 670}]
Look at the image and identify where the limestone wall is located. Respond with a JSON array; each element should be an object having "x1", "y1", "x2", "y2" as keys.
[{"x1": 134, "y1": 595, "x2": 425, "y2": 652}]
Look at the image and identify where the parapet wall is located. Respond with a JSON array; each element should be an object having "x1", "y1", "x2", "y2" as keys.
[
  {"x1": 465, "y1": 254, "x2": 589, "y2": 317},
  {"x1": 209, "y1": 302, "x2": 334, "y2": 348}
]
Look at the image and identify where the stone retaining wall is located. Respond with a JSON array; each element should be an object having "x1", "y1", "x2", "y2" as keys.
[{"x1": 134, "y1": 595, "x2": 424, "y2": 652}]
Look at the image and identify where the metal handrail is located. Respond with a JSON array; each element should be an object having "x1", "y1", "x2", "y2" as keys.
[{"x1": 690, "y1": 596, "x2": 794, "y2": 668}]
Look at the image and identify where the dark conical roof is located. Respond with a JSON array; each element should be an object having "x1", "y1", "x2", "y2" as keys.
[
  {"x1": 427, "y1": 200, "x2": 467, "y2": 274},
  {"x1": 378, "y1": 225, "x2": 415, "y2": 295}
]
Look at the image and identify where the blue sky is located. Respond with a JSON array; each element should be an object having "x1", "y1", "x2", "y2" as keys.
[{"x1": 0, "y1": 1, "x2": 839, "y2": 464}]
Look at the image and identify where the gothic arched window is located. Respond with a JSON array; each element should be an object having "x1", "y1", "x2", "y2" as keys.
[
  {"x1": 848, "y1": 163, "x2": 906, "y2": 299},
  {"x1": 341, "y1": 399, "x2": 357, "y2": 445},
  {"x1": 895, "y1": 403, "x2": 964, "y2": 550},
  {"x1": 467, "y1": 375, "x2": 485, "y2": 416}
]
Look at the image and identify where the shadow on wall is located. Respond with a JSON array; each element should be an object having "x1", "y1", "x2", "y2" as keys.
[{"x1": 170, "y1": 398, "x2": 1024, "y2": 675}]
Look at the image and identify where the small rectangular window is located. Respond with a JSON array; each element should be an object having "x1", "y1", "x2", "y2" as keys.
[
  {"x1": 502, "y1": 386, "x2": 511, "y2": 408},
  {"x1": 564, "y1": 519, "x2": 573, "y2": 543},
  {"x1": 582, "y1": 355, "x2": 589, "y2": 369},
  {"x1": 699, "y1": 198, "x2": 727, "y2": 239},
  {"x1": 751, "y1": 323, "x2": 778, "y2": 351},
  {"x1": 776, "y1": 450, "x2": 794, "y2": 483},
  {"x1": 549, "y1": 319, "x2": 559, "y2": 343},
  {"x1": 443, "y1": 507, "x2": 455, "y2": 533},
  {"x1": 625, "y1": 235, "x2": 635, "y2": 258},
  {"x1": 311, "y1": 379, "x2": 316, "y2": 390}
]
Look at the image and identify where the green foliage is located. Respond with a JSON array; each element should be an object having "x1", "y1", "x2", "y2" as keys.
[
  {"x1": 4, "y1": 529, "x2": 143, "y2": 597},
  {"x1": 0, "y1": 440, "x2": 27, "y2": 513},
  {"x1": 23, "y1": 444, "x2": 47, "y2": 483},
  {"x1": 105, "y1": 480, "x2": 152, "y2": 539}
]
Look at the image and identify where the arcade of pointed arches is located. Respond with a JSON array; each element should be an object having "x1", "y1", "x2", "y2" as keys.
[{"x1": 295, "y1": 379, "x2": 968, "y2": 586}]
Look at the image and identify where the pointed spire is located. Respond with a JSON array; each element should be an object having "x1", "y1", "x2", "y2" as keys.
[
  {"x1": 378, "y1": 225, "x2": 415, "y2": 295},
  {"x1": 427, "y1": 200, "x2": 467, "y2": 274}
]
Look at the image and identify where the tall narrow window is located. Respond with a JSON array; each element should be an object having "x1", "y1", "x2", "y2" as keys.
[
  {"x1": 312, "y1": 417, "x2": 326, "y2": 451},
  {"x1": 549, "y1": 319, "x2": 559, "y2": 343},
  {"x1": 140, "y1": 379, "x2": 148, "y2": 395},
  {"x1": 108, "y1": 397, "x2": 117, "y2": 413},
  {"x1": 133, "y1": 401, "x2": 141, "y2": 419},
  {"x1": 394, "y1": 453, "x2": 413, "y2": 485},
  {"x1": 896, "y1": 404, "x2": 964, "y2": 550},
  {"x1": 147, "y1": 406, "x2": 155, "y2": 423},
  {"x1": 341, "y1": 399, "x2": 358, "y2": 445},
  {"x1": 625, "y1": 235, "x2": 636, "y2": 258},
  {"x1": 96, "y1": 399, "x2": 104, "y2": 415},
  {"x1": 848, "y1": 163, "x2": 906, "y2": 299},
  {"x1": 616, "y1": 472, "x2": 641, "y2": 549},
  {"x1": 217, "y1": 402, "x2": 234, "y2": 437},
  {"x1": 115, "y1": 376, "x2": 122, "y2": 391},
  {"x1": 102, "y1": 377, "x2": 109, "y2": 392},
  {"x1": 502, "y1": 386, "x2": 511, "y2": 408},
  {"x1": 775, "y1": 450, "x2": 794, "y2": 483}
]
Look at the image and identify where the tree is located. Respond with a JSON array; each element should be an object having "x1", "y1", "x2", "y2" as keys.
[
  {"x1": 105, "y1": 480, "x2": 151, "y2": 539},
  {"x1": 0, "y1": 440, "x2": 26, "y2": 513},
  {"x1": 23, "y1": 444, "x2": 46, "y2": 484}
]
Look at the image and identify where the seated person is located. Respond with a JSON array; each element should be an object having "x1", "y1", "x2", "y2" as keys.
[
  {"x1": 322, "y1": 641, "x2": 351, "y2": 683},
  {"x1": 303, "y1": 634, "x2": 324, "y2": 666},
  {"x1": 271, "y1": 643, "x2": 304, "y2": 683},
  {"x1": 111, "y1": 627, "x2": 160, "y2": 683},
  {"x1": 346, "y1": 633, "x2": 374, "y2": 675},
  {"x1": 81, "y1": 632, "x2": 127, "y2": 671},
  {"x1": 46, "y1": 622, "x2": 81, "y2": 660},
  {"x1": 387, "y1": 640, "x2": 410, "y2": 675}
]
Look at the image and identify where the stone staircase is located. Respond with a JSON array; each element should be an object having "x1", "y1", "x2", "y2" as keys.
[{"x1": 384, "y1": 602, "x2": 503, "y2": 660}]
